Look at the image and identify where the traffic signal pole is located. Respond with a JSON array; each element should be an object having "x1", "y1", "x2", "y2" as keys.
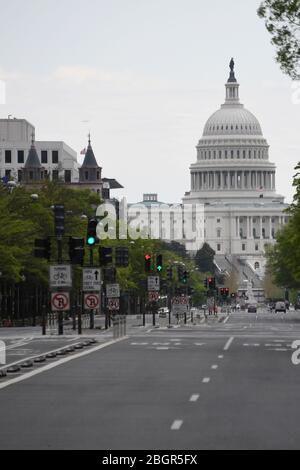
[
  {"x1": 89, "y1": 246, "x2": 95, "y2": 330},
  {"x1": 57, "y1": 236, "x2": 64, "y2": 336}
]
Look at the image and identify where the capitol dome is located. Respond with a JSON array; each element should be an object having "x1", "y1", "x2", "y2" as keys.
[
  {"x1": 196, "y1": 59, "x2": 269, "y2": 163},
  {"x1": 203, "y1": 107, "x2": 263, "y2": 137}
]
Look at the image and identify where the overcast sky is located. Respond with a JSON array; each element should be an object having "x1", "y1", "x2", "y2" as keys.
[{"x1": 0, "y1": 0, "x2": 299, "y2": 203}]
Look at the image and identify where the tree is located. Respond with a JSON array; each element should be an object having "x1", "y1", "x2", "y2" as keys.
[
  {"x1": 265, "y1": 162, "x2": 300, "y2": 288},
  {"x1": 195, "y1": 243, "x2": 215, "y2": 273},
  {"x1": 258, "y1": 0, "x2": 300, "y2": 80},
  {"x1": 224, "y1": 269, "x2": 239, "y2": 294},
  {"x1": 263, "y1": 266, "x2": 284, "y2": 300}
]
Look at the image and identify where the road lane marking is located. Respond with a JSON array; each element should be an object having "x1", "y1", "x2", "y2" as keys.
[
  {"x1": 171, "y1": 420, "x2": 183, "y2": 430},
  {"x1": 224, "y1": 316, "x2": 230, "y2": 324},
  {"x1": 211, "y1": 365, "x2": 218, "y2": 370},
  {"x1": 194, "y1": 343, "x2": 205, "y2": 346},
  {"x1": 269, "y1": 348, "x2": 289, "y2": 352},
  {"x1": 0, "y1": 337, "x2": 127, "y2": 390},
  {"x1": 218, "y1": 355, "x2": 224, "y2": 359},
  {"x1": 202, "y1": 378, "x2": 210, "y2": 383},
  {"x1": 156, "y1": 347, "x2": 169, "y2": 350},
  {"x1": 224, "y1": 337, "x2": 234, "y2": 351},
  {"x1": 190, "y1": 394, "x2": 200, "y2": 402}
]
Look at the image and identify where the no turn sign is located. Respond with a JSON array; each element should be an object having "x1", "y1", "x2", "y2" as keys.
[
  {"x1": 84, "y1": 293, "x2": 100, "y2": 310},
  {"x1": 51, "y1": 292, "x2": 70, "y2": 312}
]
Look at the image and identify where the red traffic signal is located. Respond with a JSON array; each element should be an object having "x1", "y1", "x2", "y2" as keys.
[{"x1": 144, "y1": 254, "x2": 152, "y2": 272}]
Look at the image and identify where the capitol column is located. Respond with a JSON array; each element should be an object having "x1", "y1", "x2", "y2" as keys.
[
  {"x1": 259, "y1": 216, "x2": 263, "y2": 239},
  {"x1": 249, "y1": 216, "x2": 253, "y2": 238},
  {"x1": 269, "y1": 216, "x2": 272, "y2": 239}
]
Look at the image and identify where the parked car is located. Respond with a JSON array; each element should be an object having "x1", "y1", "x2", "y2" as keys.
[
  {"x1": 275, "y1": 301, "x2": 286, "y2": 313},
  {"x1": 248, "y1": 304, "x2": 257, "y2": 313}
]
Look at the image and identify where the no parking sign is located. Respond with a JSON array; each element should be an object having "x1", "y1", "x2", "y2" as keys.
[
  {"x1": 84, "y1": 293, "x2": 100, "y2": 310},
  {"x1": 51, "y1": 292, "x2": 70, "y2": 312}
]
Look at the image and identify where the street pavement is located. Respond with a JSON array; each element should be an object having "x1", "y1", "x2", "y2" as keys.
[{"x1": 1, "y1": 309, "x2": 300, "y2": 449}]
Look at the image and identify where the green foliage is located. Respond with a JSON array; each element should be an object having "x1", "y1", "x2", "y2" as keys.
[
  {"x1": 195, "y1": 243, "x2": 216, "y2": 273},
  {"x1": 266, "y1": 161, "x2": 300, "y2": 288},
  {"x1": 0, "y1": 181, "x2": 99, "y2": 284},
  {"x1": 258, "y1": 0, "x2": 300, "y2": 79},
  {"x1": 0, "y1": 181, "x2": 206, "y2": 307}
]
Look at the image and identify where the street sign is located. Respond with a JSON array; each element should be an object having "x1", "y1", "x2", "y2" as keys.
[
  {"x1": 148, "y1": 291, "x2": 159, "y2": 302},
  {"x1": 147, "y1": 276, "x2": 160, "y2": 292},
  {"x1": 84, "y1": 293, "x2": 100, "y2": 310},
  {"x1": 172, "y1": 296, "x2": 189, "y2": 314},
  {"x1": 51, "y1": 292, "x2": 70, "y2": 312},
  {"x1": 49, "y1": 265, "x2": 72, "y2": 288},
  {"x1": 83, "y1": 268, "x2": 101, "y2": 292},
  {"x1": 172, "y1": 296, "x2": 188, "y2": 305},
  {"x1": 108, "y1": 298, "x2": 120, "y2": 311},
  {"x1": 106, "y1": 283, "x2": 120, "y2": 298}
]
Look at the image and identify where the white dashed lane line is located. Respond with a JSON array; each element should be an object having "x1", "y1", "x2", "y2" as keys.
[
  {"x1": 211, "y1": 365, "x2": 218, "y2": 370},
  {"x1": 189, "y1": 394, "x2": 200, "y2": 402},
  {"x1": 202, "y1": 378, "x2": 210, "y2": 383},
  {"x1": 224, "y1": 337, "x2": 234, "y2": 351},
  {"x1": 218, "y1": 355, "x2": 224, "y2": 359},
  {"x1": 171, "y1": 420, "x2": 183, "y2": 431}
]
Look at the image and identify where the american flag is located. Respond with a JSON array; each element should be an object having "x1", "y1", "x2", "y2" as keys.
[{"x1": 80, "y1": 148, "x2": 86, "y2": 155}]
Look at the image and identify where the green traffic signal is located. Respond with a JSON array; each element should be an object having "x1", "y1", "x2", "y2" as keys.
[
  {"x1": 156, "y1": 254, "x2": 163, "y2": 273},
  {"x1": 87, "y1": 236, "x2": 96, "y2": 246},
  {"x1": 87, "y1": 218, "x2": 98, "y2": 246}
]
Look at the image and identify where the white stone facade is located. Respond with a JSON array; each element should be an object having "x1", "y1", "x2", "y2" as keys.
[
  {"x1": 182, "y1": 64, "x2": 289, "y2": 283},
  {"x1": 0, "y1": 118, "x2": 79, "y2": 183}
]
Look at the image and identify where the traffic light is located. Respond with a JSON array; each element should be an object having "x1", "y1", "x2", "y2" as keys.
[
  {"x1": 87, "y1": 218, "x2": 99, "y2": 246},
  {"x1": 167, "y1": 266, "x2": 173, "y2": 281},
  {"x1": 231, "y1": 293, "x2": 236, "y2": 299},
  {"x1": 144, "y1": 254, "x2": 152, "y2": 273},
  {"x1": 103, "y1": 267, "x2": 117, "y2": 283},
  {"x1": 34, "y1": 238, "x2": 51, "y2": 261},
  {"x1": 115, "y1": 247, "x2": 129, "y2": 267},
  {"x1": 220, "y1": 287, "x2": 229, "y2": 298},
  {"x1": 177, "y1": 265, "x2": 184, "y2": 282},
  {"x1": 188, "y1": 286, "x2": 194, "y2": 296},
  {"x1": 182, "y1": 271, "x2": 189, "y2": 284},
  {"x1": 99, "y1": 247, "x2": 113, "y2": 266},
  {"x1": 208, "y1": 277, "x2": 216, "y2": 290},
  {"x1": 204, "y1": 278, "x2": 208, "y2": 288},
  {"x1": 69, "y1": 237, "x2": 85, "y2": 265},
  {"x1": 54, "y1": 205, "x2": 65, "y2": 237},
  {"x1": 156, "y1": 254, "x2": 163, "y2": 273}
]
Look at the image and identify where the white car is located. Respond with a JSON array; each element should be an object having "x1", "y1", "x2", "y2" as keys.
[{"x1": 275, "y1": 301, "x2": 286, "y2": 313}]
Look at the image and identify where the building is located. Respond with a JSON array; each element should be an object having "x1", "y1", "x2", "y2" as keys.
[
  {"x1": 16, "y1": 130, "x2": 123, "y2": 202},
  {"x1": 0, "y1": 118, "x2": 79, "y2": 183},
  {"x1": 182, "y1": 59, "x2": 289, "y2": 296}
]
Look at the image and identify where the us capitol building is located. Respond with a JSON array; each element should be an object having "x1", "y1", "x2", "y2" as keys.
[{"x1": 182, "y1": 59, "x2": 289, "y2": 297}]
